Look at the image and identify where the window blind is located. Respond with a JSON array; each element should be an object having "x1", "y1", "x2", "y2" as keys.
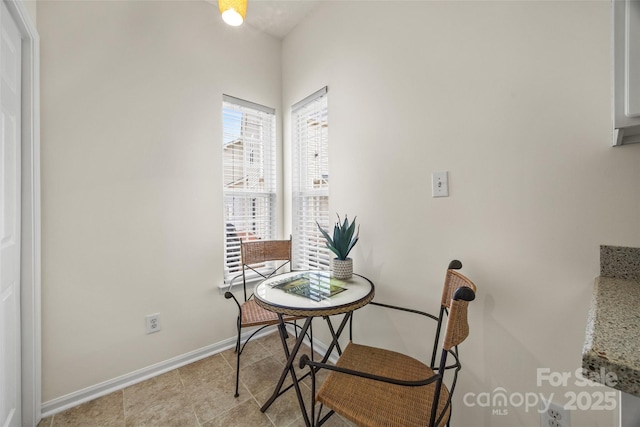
[
  {"x1": 292, "y1": 87, "x2": 330, "y2": 270},
  {"x1": 222, "y1": 96, "x2": 276, "y2": 282}
]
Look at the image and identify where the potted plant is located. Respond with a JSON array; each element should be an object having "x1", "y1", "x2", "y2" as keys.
[{"x1": 317, "y1": 214, "x2": 359, "y2": 280}]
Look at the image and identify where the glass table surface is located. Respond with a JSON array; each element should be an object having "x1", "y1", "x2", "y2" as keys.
[{"x1": 254, "y1": 270, "x2": 374, "y2": 316}]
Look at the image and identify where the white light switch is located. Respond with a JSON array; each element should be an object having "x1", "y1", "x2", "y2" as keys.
[{"x1": 432, "y1": 171, "x2": 449, "y2": 197}]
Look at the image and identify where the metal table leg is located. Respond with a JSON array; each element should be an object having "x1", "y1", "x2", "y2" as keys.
[
  {"x1": 260, "y1": 312, "x2": 356, "y2": 427},
  {"x1": 261, "y1": 315, "x2": 313, "y2": 426}
]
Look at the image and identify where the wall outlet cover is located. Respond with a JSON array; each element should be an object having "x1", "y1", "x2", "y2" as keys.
[
  {"x1": 540, "y1": 401, "x2": 570, "y2": 427},
  {"x1": 145, "y1": 313, "x2": 161, "y2": 334}
]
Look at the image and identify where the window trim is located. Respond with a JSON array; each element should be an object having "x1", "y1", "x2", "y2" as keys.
[
  {"x1": 291, "y1": 87, "x2": 330, "y2": 271},
  {"x1": 291, "y1": 87, "x2": 327, "y2": 112},
  {"x1": 222, "y1": 95, "x2": 277, "y2": 284}
]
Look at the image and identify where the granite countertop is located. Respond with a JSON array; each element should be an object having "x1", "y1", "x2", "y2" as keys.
[
  {"x1": 582, "y1": 245, "x2": 640, "y2": 397},
  {"x1": 583, "y1": 276, "x2": 640, "y2": 396}
]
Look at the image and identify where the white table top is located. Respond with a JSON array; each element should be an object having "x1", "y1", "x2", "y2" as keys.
[{"x1": 254, "y1": 270, "x2": 375, "y2": 316}]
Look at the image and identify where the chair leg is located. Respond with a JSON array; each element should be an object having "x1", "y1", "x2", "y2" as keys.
[
  {"x1": 234, "y1": 317, "x2": 241, "y2": 398},
  {"x1": 317, "y1": 407, "x2": 335, "y2": 426}
]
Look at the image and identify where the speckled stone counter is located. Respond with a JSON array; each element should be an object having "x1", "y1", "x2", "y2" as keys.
[
  {"x1": 582, "y1": 245, "x2": 640, "y2": 397},
  {"x1": 583, "y1": 277, "x2": 640, "y2": 396},
  {"x1": 600, "y1": 245, "x2": 640, "y2": 281}
]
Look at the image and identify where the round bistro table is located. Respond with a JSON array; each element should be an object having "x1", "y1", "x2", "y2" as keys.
[{"x1": 253, "y1": 271, "x2": 375, "y2": 426}]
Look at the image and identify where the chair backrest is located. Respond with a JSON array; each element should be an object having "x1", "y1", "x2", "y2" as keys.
[
  {"x1": 440, "y1": 261, "x2": 477, "y2": 309},
  {"x1": 241, "y1": 239, "x2": 291, "y2": 265},
  {"x1": 443, "y1": 286, "x2": 475, "y2": 350},
  {"x1": 431, "y1": 260, "x2": 477, "y2": 368},
  {"x1": 430, "y1": 283, "x2": 476, "y2": 427},
  {"x1": 240, "y1": 237, "x2": 292, "y2": 301}
]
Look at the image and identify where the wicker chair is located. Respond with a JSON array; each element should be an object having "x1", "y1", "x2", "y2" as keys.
[
  {"x1": 224, "y1": 237, "x2": 305, "y2": 397},
  {"x1": 299, "y1": 260, "x2": 477, "y2": 427}
]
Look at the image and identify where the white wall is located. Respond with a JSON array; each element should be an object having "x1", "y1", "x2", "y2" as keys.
[
  {"x1": 283, "y1": 1, "x2": 639, "y2": 426},
  {"x1": 38, "y1": 0, "x2": 281, "y2": 402},
  {"x1": 23, "y1": 0, "x2": 36, "y2": 24}
]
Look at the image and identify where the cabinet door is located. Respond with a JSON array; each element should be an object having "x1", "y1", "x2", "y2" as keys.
[
  {"x1": 614, "y1": 0, "x2": 640, "y2": 145},
  {"x1": 625, "y1": 0, "x2": 640, "y2": 117}
]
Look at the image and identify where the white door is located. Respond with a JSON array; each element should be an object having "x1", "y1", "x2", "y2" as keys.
[{"x1": 0, "y1": 2, "x2": 21, "y2": 426}]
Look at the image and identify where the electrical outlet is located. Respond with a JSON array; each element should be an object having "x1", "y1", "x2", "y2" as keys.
[
  {"x1": 146, "y1": 313, "x2": 161, "y2": 334},
  {"x1": 541, "y1": 401, "x2": 571, "y2": 427}
]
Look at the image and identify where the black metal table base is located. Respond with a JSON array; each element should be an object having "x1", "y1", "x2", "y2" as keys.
[{"x1": 260, "y1": 312, "x2": 353, "y2": 427}]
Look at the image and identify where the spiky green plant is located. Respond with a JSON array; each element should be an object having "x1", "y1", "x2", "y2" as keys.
[{"x1": 316, "y1": 214, "x2": 360, "y2": 260}]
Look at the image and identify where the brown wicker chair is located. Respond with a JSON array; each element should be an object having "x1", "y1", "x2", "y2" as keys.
[
  {"x1": 224, "y1": 237, "x2": 305, "y2": 397},
  {"x1": 299, "y1": 260, "x2": 477, "y2": 427}
]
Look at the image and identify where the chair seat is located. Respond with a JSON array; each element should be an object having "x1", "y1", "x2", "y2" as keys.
[
  {"x1": 241, "y1": 299, "x2": 303, "y2": 327},
  {"x1": 316, "y1": 342, "x2": 451, "y2": 427}
]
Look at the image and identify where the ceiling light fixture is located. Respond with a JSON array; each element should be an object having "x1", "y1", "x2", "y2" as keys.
[{"x1": 218, "y1": 0, "x2": 247, "y2": 27}]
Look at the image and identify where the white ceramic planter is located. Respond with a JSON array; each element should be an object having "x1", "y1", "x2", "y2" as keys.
[{"x1": 332, "y1": 258, "x2": 353, "y2": 280}]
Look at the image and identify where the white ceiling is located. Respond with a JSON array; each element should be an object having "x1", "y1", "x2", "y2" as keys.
[{"x1": 243, "y1": 0, "x2": 321, "y2": 39}]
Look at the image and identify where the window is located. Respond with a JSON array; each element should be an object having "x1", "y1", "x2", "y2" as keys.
[
  {"x1": 292, "y1": 87, "x2": 330, "y2": 270},
  {"x1": 222, "y1": 95, "x2": 276, "y2": 282}
]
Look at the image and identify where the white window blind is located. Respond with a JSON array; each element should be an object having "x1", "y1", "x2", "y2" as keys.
[
  {"x1": 292, "y1": 87, "x2": 330, "y2": 270},
  {"x1": 222, "y1": 95, "x2": 276, "y2": 282}
]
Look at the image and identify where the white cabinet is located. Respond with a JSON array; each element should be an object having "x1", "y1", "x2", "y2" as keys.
[{"x1": 613, "y1": 0, "x2": 640, "y2": 145}]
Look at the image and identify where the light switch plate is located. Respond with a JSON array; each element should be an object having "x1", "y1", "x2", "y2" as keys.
[{"x1": 432, "y1": 171, "x2": 449, "y2": 197}]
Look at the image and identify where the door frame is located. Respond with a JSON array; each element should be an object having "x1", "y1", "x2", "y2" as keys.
[{"x1": 3, "y1": 0, "x2": 40, "y2": 426}]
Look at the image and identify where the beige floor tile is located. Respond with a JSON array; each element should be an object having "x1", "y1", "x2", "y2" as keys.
[
  {"x1": 123, "y1": 370, "x2": 196, "y2": 427},
  {"x1": 258, "y1": 330, "x2": 298, "y2": 357},
  {"x1": 124, "y1": 385, "x2": 196, "y2": 427},
  {"x1": 220, "y1": 338, "x2": 271, "y2": 370},
  {"x1": 255, "y1": 383, "x2": 312, "y2": 427},
  {"x1": 124, "y1": 403, "x2": 198, "y2": 427},
  {"x1": 239, "y1": 355, "x2": 293, "y2": 397},
  {"x1": 200, "y1": 398, "x2": 273, "y2": 427},
  {"x1": 51, "y1": 392, "x2": 124, "y2": 427},
  {"x1": 47, "y1": 334, "x2": 339, "y2": 427},
  {"x1": 123, "y1": 370, "x2": 185, "y2": 414},
  {"x1": 177, "y1": 353, "x2": 232, "y2": 384},
  {"x1": 181, "y1": 367, "x2": 252, "y2": 424},
  {"x1": 37, "y1": 416, "x2": 53, "y2": 427},
  {"x1": 259, "y1": 332, "x2": 323, "y2": 375},
  {"x1": 268, "y1": 343, "x2": 312, "y2": 367}
]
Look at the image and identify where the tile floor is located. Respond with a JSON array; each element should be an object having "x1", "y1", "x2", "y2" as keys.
[{"x1": 37, "y1": 332, "x2": 353, "y2": 427}]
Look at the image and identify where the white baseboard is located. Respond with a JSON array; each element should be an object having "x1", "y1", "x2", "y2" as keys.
[
  {"x1": 40, "y1": 325, "x2": 336, "y2": 418},
  {"x1": 41, "y1": 328, "x2": 273, "y2": 418}
]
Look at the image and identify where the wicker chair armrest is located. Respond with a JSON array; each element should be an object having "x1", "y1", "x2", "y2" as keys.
[
  {"x1": 299, "y1": 354, "x2": 441, "y2": 387},
  {"x1": 369, "y1": 301, "x2": 439, "y2": 322}
]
